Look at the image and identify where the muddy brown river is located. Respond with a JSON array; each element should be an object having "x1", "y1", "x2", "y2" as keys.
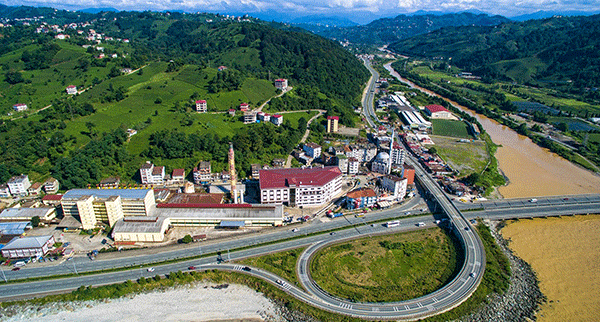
[{"x1": 384, "y1": 63, "x2": 600, "y2": 198}]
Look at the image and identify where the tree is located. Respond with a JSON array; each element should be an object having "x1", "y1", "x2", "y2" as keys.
[
  {"x1": 5, "y1": 70, "x2": 24, "y2": 84},
  {"x1": 556, "y1": 122, "x2": 568, "y2": 132},
  {"x1": 428, "y1": 147, "x2": 437, "y2": 155},
  {"x1": 154, "y1": 97, "x2": 162, "y2": 104},
  {"x1": 181, "y1": 234, "x2": 193, "y2": 243},
  {"x1": 31, "y1": 216, "x2": 40, "y2": 228}
]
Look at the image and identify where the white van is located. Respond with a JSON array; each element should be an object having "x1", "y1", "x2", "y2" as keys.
[{"x1": 416, "y1": 222, "x2": 426, "y2": 227}]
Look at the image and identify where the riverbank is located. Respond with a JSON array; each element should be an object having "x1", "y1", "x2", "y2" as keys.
[{"x1": 501, "y1": 215, "x2": 600, "y2": 322}]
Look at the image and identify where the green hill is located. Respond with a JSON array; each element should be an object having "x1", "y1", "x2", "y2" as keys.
[
  {"x1": 388, "y1": 15, "x2": 600, "y2": 90},
  {"x1": 0, "y1": 6, "x2": 369, "y2": 189}
]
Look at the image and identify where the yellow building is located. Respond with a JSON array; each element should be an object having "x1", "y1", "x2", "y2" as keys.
[{"x1": 327, "y1": 116, "x2": 339, "y2": 133}]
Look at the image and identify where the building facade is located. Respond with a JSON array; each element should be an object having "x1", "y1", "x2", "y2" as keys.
[
  {"x1": 274, "y1": 78, "x2": 288, "y2": 90},
  {"x1": 326, "y1": 116, "x2": 339, "y2": 133},
  {"x1": 380, "y1": 175, "x2": 408, "y2": 199},
  {"x1": 345, "y1": 188, "x2": 377, "y2": 210},
  {"x1": 193, "y1": 161, "x2": 211, "y2": 184},
  {"x1": 259, "y1": 166, "x2": 343, "y2": 207},
  {"x1": 1, "y1": 235, "x2": 55, "y2": 259},
  {"x1": 195, "y1": 100, "x2": 207, "y2": 112},
  {"x1": 303, "y1": 143, "x2": 322, "y2": 159},
  {"x1": 7, "y1": 175, "x2": 31, "y2": 196}
]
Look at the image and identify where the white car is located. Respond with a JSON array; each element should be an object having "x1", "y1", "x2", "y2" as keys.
[
  {"x1": 147, "y1": 267, "x2": 155, "y2": 272},
  {"x1": 291, "y1": 228, "x2": 299, "y2": 232}
]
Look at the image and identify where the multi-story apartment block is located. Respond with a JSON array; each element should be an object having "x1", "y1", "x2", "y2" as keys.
[
  {"x1": 303, "y1": 142, "x2": 322, "y2": 159},
  {"x1": 274, "y1": 78, "x2": 288, "y2": 90},
  {"x1": 195, "y1": 100, "x2": 207, "y2": 113},
  {"x1": 259, "y1": 166, "x2": 343, "y2": 207},
  {"x1": 380, "y1": 175, "x2": 408, "y2": 200},
  {"x1": 7, "y1": 175, "x2": 31, "y2": 196},
  {"x1": 326, "y1": 116, "x2": 339, "y2": 133},
  {"x1": 348, "y1": 157, "x2": 360, "y2": 175},
  {"x1": 139, "y1": 162, "x2": 165, "y2": 185},
  {"x1": 193, "y1": 161, "x2": 211, "y2": 184}
]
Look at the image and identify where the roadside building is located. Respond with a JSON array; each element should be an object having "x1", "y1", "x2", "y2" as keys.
[
  {"x1": 327, "y1": 116, "x2": 339, "y2": 133},
  {"x1": 272, "y1": 158, "x2": 285, "y2": 168},
  {"x1": 303, "y1": 143, "x2": 322, "y2": 159},
  {"x1": 66, "y1": 85, "x2": 77, "y2": 95},
  {"x1": 244, "y1": 111, "x2": 257, "y2": 124},
  {"x1": 13, "y1": 103, "x2": 28, "y2": 112},
  {"x1": 171, "y1": 169, "x2": 185, "y2": 185},
  {"x1": 7, "y1": 175, "x2": 31, "y2": 196},
  {"x1": 61, "y1": 189, "x2": 156, "y2": 230},
  {"x1": 195, "y1": 100, "x2": 207, "y2": 113},
  {"x1": 1, "y1": 235, "x2": 55, "y2": 259},
  {"x1": 193, "y1": 161, "x2": 211, "y2": 184},
  {"x1": 402, "y1": 165, "x2": 415, "y2": 185},
  {"x1": 380, "y1": 175, "x2": 408, "y2": 200},
  {"x1": 345, "y1": 188, "x2": 377, "y2": 210},
  {"x1": 251, "y1": 164, "x2": 261, "y2": 179},
  {"x1": 228, "y1": 109, "x2": 236, "y2": 116},
  {"x1": 0, "y1": 207, "x2": 56, "y2": 222},
  {"x1": 139, "y1": 162, "x2": 165, "y2": 185},
  {"x1": 259, "y1": 166, "x2": 343, "y2": 207},
  {"x1": 239, "y1": 103, "x2": 249, "y2": 112},
  {"x1": 0, "y1": 184, "x2": 10, "y2": 198},
  {"x1": 271, "y1": 114, "x2": 283, "y2": 126},
  {"x1": 348, "y1": 157, "x2": 360, "y2": 175}
]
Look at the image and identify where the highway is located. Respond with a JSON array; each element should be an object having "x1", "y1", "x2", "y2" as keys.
[{"x1": 361, "y1": 58, "x2": 380, "y2": 128}]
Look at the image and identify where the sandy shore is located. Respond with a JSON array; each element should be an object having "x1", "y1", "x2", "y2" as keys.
[
  {"x1": 501, "y1": 215, "x2": 600, "y2": 322},
  {"x1": 4, "y1": 283, "x2": 282, "y2": 322}
]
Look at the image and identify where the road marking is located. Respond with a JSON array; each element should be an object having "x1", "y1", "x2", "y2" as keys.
[
  {"x1": 417, "y1": 302, "x2": 423, "y2": 308},
  {"x1": 427, "y1": 305, "x2": 434, "y2": 311},
  {"x1": 447, "y1": 289, "x2": 454, "y2": 294},
  {"x1": 232, "y1": 265, "x2": 243, "y2": 271},
  {"x1": 404, "y1": 305, "x2": 410, "y2": 310},
  {"x1": 393, "y1": 307, "x2": 399, "y2": 312},
  {"x1": 432, "y1": 297, "x2": 439, "y2": 303},
  {"x1": 339, "y1": 302, "x2": 353, "y2": 310}
]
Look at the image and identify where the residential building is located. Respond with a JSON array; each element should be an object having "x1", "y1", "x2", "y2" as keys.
[
  {"x1": 151, "y1": 166, "x2": 165, "y2": 184},
  {"x1": 13, "y1": 103, "x2": 28, "y2": 112},
  {"x1": 259, "y1": 166, "x2": 343, "y2": 207},
  {"x1": 193, "y1": 161, "x2": 211, "y2": 184},
  {"x1": 195, "y1": 100, "x2": 207, "y2": 113},
  {"x1": 228, "y1": 109, "x2": 236, "y2": 116},
  {"x1": 172, "y1": 169, "x2": 185, "y2": 184},
  {"x1": 0, "y1": 184, "x2": 10, "y2": 198},
  {"x1": 61, "y1": 189, "x2": 156, "y2": 230},
  {"x1": 99, "y1": 177, "x2": 120, "y2": 188},
  {"x1": 348, "y1": 157, "x2": 360, "y2": 175},
  {"x1": 27, "y1": 182, "x2": 43, "y2": 196},
  {"x1": 43, "y1": 177, "x2": 60, "y2": 194},
  {"x1": 274, "y1": 78, "x2": 288, "y2": 90},
  {"x1": 425, "y1": 104, "x2": 453, "y2": 119},
  {"x1": 327, "y1": 116, "x2": 339, "y2": 133},
  {"x1": 337, "y1": 155, "x2": 349, "y2": 174},
  {"x1": 1, "y1": 235, "x2": 55, "y2": 259},
  {"x1": 239, "y1": 103, "x2": 249, "y2": 111},
  {"x1": 271, "y1": 114, "x2": 283, "y2": 126},
  {"x1": 251, "y1": 164, "x2": 261, "y2": 179},
  {"x1": 262, "y1": 113, "x2": 271, "y2": 122},
  {"x1": 41, "y1": 194, "x2": 63, "y2": 206},
  {"x1": 139, "y1": 162, "x2": 165, "y2": 185},
  {"x1": 303, "y1": 143, "x2": 322, "y2": 159},
  {"x1": 345, "y1": 188, "x2": 377, "y2": 210},
  {"x1": 328, "y1": 145, "x2": 344, "y2": 156},
  {"x1": 402, "y1": 165, "x2": 415, "y2": 185},
  {"x1": 380, "y1": 175, "x2": 408, "y2": 199},
  {"x1": 272, "y1": 158, "x2": 285, "y2": 168},
  {"x1": 7, "y1": 175, "x2": 31, "y2": 196},
  {"x1": 244, "y1": 111, "x2": 257, "y2": 124},
  {"x1": 66, "y1": 85, "x2": 77, "y2": 95},
  {"x1": 390, "y1": 142, "x2": 406, "y2": 166}
]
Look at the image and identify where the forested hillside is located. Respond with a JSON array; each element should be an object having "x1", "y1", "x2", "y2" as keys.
[
  {"x1": 388, "y1": 15, "x2": 600, "y2": 90},
  {"x1": 0, "y1": 6, "x2": 369, "y2": 189},
  {"x1": 314, "y1": 13, "x2": 510, "y2": 45}
]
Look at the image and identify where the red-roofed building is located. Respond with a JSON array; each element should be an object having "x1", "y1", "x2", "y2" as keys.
[
  {"x1": 42, "y1": 194, "x2": 63, "y2": 206},
  {"x1": 271, "y1": 114, "x2": 283, "y2": 126},
  {"x1": 274, "y1": 78, "x2": 288, "y2": 90},
  {"x1": 345, "y1": 188, "x2": 377, "y2": 209},
  {"x1": 259, "y1": 166, "x2": 343, "y2": 207},
  {"x1": 239, "y1": 103, "x2": 249, "y2": 111},
  {"x1": 172, "y1": 169, "x2": 185, "y2": 184},
  {"x1": 327, "y1": 116, "x2": 339, "y2": 133},
  {"x1": 195, "y1": 100, "x2": 207, "y2": 113},
  {"x1": 425, "y1": 105, "x2": 452, "y2": 119},
  {"x1": 66, "y1": 85, "x2": 77, "y2": 95},
  {"x1": 228, "y1": 109, "x2": 236, "y2": 116}
]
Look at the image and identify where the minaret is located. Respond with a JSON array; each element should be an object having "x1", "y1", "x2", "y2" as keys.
[
  {"x1": 388, "y1": 129, "x2": 394, "y2": 175},
  {"x1": 228, "y1": 142, "x2": 238, "y2": 203}
]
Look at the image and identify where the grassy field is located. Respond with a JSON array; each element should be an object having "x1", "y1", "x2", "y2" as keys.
[
  {"x1": 432, "y1": 135, "x2": 489, "y2": 176},
  {"x1": 502, "y1": 215, "x2": 600, "y2": 322},
  {"x1": 239, "y1": 247, "x2": 305, "y2": 288},
  {"x1": 431, "y1": 119, "x2": 471, "y2": 138},
  {"x1": 310, "y1": 228, "x2": 459, "y2": 302}
]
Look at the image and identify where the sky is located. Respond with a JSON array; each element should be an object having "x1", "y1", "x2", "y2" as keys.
[{"x1": 4, "y1": 0, "x2": 600, "y2": 24}]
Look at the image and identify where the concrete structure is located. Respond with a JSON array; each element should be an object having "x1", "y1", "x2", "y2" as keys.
[
  {"x1": 7, "y1": 175, "x2": 31, "y2": 196},
  {"x1": 401, "y1": 110, "x2": 431, "y2": 131},
  {"x1": 425, "y1": 105, "x2": 452, "y2": 119},
  {"x1": 1, "y1": 235, "x2": 55, "y2": 259},
  {"x1": 61, "y1": 189, "x2": 155, "y2": 230},
  {"x1": 99, "y1": 177, "x2": 120, "y2": 188},
  {"x1": 0, "y1": 184, "x2": 10, "y2": 198},
  {"x1": 195, "y1": 100, "x2": 207, "y2": 112},
  {"x1": 27, "y1": 182, "x2": 43, "y2": 195},
  {"x1": 66, "y1": 85, "x2": 77, "y2": 95},
  {"x1": 303, "y1": 143, "x2": 322, "y2": 159},
  {"x1": 244, "y1": 111, "x2": 257, "y2": 124},
  {"x1": 274, "y1": 78, "x2": 288, "y2": 90},
  {"x1": 380, "y1": 175, "x2": 408, "y2": 200},
  {"x1": 171, "y1": 169, "x2": 185, "y2": 185},
  {"x1": 112, "y1": 216, "x2": 170, "y2": 243},
  {"x1": 259, "y1": 166, "x2": 343, "y2": 207},
  {"x1": 43, "y1": 177, "x2": 60, "y2": 194},
  {"x1": 345, "y1": 188, "x2": 377, "y2": 210},
  {"x1": 402, "y1": 166, "x2": 415, "y2": 185},
  {"x1": 139, "y1": 162, "x2": 165, "y2": 185},
  {"x1": 193, "y1": 161, "x2": 211, "y2": 185},
  {"x1": 348, "y1": 157, "x2": 360, "y2": 175},
  {"x1": 271, "y1": 114, "x2": 283, "y2": 126},
  {"x1": 13, "y1": 104, "x2": 28, "y2": 112},
  {"x1": 337, "y1": 155, "x2": 349, "y2": 174},
  {"x1": 0, "y1": 207, "x2": 56, "y2": 222},
  {"x1": 327, "y1": 116, "x2": 339, "y2": 133},
  {"x1": 390, "y1": 142, "x2": 406, "y2": 166}
]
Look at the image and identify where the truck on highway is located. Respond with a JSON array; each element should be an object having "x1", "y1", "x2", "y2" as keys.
[
  {"x1": 385, "y1": 220, "x2": 400, "y2": 228},
  {"x1": 327, "y1": 212, "x2": 343, "y2": 219}
]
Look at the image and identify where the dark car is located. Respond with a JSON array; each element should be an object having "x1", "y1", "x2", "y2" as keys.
[
  {"x1": 188, "y1": 266, "x2": 196, "y2": 270},
  {"x1": 11, "y1": 267, "x2": 20, "y2": 271},
  {"x1": 242, "y1": 266, "x2": 251, "y2": 272}
]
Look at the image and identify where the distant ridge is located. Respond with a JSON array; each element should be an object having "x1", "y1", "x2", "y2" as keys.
[
  {"x1": 510, "y1": 10, "x2": 600, "y2": 21},
  {"x1": 79, "y1": 7, "x2": 119, "y2": 14}
]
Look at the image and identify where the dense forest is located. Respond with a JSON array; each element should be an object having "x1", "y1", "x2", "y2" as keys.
[
  {"x1": 0, "y1": 6, "x2": 369, "y2": 189},
  {"x1": 312, "y1": 13, "x2": 510, "y2": 45},
  {"x1": 388, "y1": 15, "x2": 600, "y2": 91}
]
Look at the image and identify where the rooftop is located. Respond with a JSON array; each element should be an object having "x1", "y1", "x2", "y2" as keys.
[
  {"x1": 0, "y1": 207, "x2": 55, "y2": 219},
  {"x1": 259, "y1": 166, "x2": 342, "y2": 190},
  {"x1": 156, "y1": 204, "x2": 283, "y2": 220},
  {"x1": 165, "y1": 193, "x2": 224, "y2": 204},
  {"x1": 172, "y1": 169, "x2": 185, "y2": 177},
  {"x1": 63, "y1": 189, "x2": 152, "y2": 200},
  {"x1": 2, "y1": 235, "x2": 53, "y2": 250},
  {"x1": 8, "y1": 175, "x2": 28, "y2": 184},
  {"x1": 425, "y1": 104, "x2": 450, "y2": 113},
  {"x1": 152, "y1": 166, "x2": 164, "y2": 176},
  {"x1": 347, "y1": 188, "x2": 377, "y2": 199},
  {"x1": 42, "y1": 194, "x2": 63, "y2": 201}
]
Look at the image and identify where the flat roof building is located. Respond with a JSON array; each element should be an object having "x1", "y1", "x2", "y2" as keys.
[
  {"x1": 0, "y1": 207, "x2": 56, "y2": 222},
  {"x1": 1, "y1": 235, "x2": 55, "y2": 259}
]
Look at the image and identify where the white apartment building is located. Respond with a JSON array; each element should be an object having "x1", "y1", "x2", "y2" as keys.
[
  {"x1": 348, "y1": 157, "x2": 360, "y2": 175},
  {"x1": 139, "y1": 162, "x2": 165, "y2": 184},
  {"x1": 380, "y1": 175, "x2": 408, "y2": 200},
  {"x1": 259, "y1": 166, "x2": 343, "y2": 207},
  {"x1": 7, "y1": 175, "x2": 31, "y2": 196},
  {"x1": 303, "y1": 143, "x2": 322, "y2": 159},
  {"x1": 195, "y1": 100, "x2": 207, "y2": 112}
]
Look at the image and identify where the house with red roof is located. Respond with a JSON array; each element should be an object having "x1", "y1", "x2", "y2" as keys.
[
  {"x1": 239, "y1": 103, "x2": 249, "y2": 111},
  {"x1": 66, "y1": 85, "x2": 77, "y2": 95},
  {"x1": 172, "y1": 169, "x2": 185, "y2": 184},
  {"x1": 345, "y1": 188, "x2": 377, "y2": 210},
  {"x1": 195, "y1": 100, "x2": 207, "y2": 113},
  {"x1": 259, "y1": 166, "x2": 343, "y2": 207},
  {"x1": 271, "y1": 114, "x2": 283, "y2": 126},
  {"x1": 274, "y1": 78, "x2": 288, "y2": 90},
  {"x1": 425, "y1": 104, "x2": 453, "y2": 119}
]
